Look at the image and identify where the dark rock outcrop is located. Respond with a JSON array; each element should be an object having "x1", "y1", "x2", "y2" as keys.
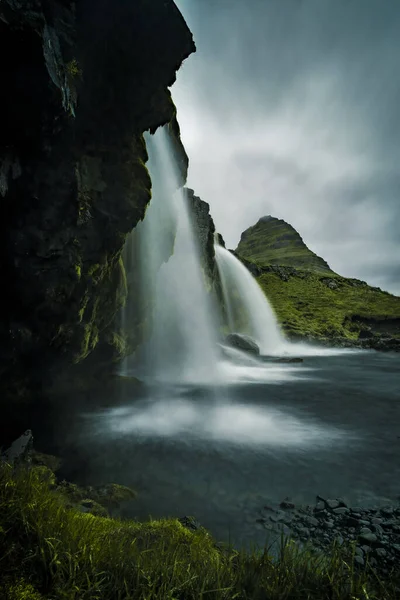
[
  {"x1": 0, "y1": 0, "x2": 195, "y2": 441},
  {"x1": 185, "y1": 188, "x2": 218, "y2": 290},
  {"x1": 225, "y1": 333, "x2": 260, "y2": 355}
]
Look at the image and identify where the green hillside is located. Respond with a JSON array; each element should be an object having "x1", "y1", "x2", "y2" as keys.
[
  {"x1": 233, "y1": 216, "x2": 400, "y2": 350},
  {"x1": 256, "y1": 266, "x2": 400, "y2": 347},
  {"x1": 236, "y1": 216, "x2": 332, "y2": 272}
]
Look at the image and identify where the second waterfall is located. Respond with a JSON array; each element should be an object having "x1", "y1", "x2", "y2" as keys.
[{"x1": 122, "y1": 126, "x2": 221, "y2": 385}]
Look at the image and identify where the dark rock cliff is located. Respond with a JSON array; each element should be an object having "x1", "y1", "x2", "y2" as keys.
[
  {"x1": 185, "y1": 188, "x2": 217, "y2": 291},
  {"x1": 0, "y1": 0, "x2": 195, "y2": 440}
]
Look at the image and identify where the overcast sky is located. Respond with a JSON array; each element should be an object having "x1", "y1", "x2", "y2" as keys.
[{"x1": 172, "y1": 0, "x2": 400, "y2": 295}]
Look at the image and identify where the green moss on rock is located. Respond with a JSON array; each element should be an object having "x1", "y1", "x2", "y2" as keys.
[
  {"x1": 236, "y1": 216, "x2": 332, "y2": 273},
  {"x1": 256, "y1": 267, "x2": 400, "y2": 344}
]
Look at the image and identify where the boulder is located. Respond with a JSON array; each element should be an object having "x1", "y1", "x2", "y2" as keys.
[
  {"x1": 1, "y1": 429, "x2": 33, "y2": 464},
  {"x1": 225, "y1": 333, "x2": 260, "y2": 355}
]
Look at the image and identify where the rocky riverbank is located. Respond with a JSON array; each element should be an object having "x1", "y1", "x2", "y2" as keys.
[{"x1": 256, "y1": 495, "x2": 400, "y2": 577}]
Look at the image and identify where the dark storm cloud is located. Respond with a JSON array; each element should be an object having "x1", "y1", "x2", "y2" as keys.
[{"x1": 173, "y1": 0, "x2": 400, "y2": 295}]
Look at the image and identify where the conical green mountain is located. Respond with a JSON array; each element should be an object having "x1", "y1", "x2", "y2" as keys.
[{"x1": 236, "y1": 216, "x2": 332, "y2": 273}]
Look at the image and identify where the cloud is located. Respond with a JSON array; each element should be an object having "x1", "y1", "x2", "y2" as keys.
[{"x1": 172, "y1": 0, "x2": 400, "y2": 295}]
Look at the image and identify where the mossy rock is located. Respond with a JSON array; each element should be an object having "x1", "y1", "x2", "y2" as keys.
[
  {"x1": 56, "y1": 480, "x2": 137, "y2": 516},
  {"x1": 1, "y1": 580, "x2": 44, "y2": 600},
  {"x1": 31, "y1": 450, "x2": 62, "y2": 472}
]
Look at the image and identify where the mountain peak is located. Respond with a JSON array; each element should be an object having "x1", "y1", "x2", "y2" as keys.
[{"x1": 236, "y1": 216, "x2": 332, "y2": 273}]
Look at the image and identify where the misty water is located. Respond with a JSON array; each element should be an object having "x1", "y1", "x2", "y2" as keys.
[
  {"x1": 52, "y1": 349, "x2": 400, "y2": 553},
  {"x1": 55, "y1": 123, "x2": 400, "y2": 554},
  {"x1": 214, "y1": 241, "x2": 286, "y2": 355},
  {"x1": 122, "y1": 126, "x2": 221, "y2": 385}
]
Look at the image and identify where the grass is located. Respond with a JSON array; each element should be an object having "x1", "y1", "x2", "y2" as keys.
[
  {"x1": 256, "y1": 269, "x2": 400, "y2": 340},
  {"x1": 1, "y1": 462, "x2": 399, "y2": 599},
  {"x1": 236, "y1": 218, "x2": 332, "y2": 273}
]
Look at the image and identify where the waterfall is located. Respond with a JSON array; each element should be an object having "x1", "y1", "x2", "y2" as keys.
[
  {"x1": 122, "y1": 126, "x2": 221, "y2": 385},
  {"x1": 214, "y1": 241, "x2": 287, "y2": 355}
]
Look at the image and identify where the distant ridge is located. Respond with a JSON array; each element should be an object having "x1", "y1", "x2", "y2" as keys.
[{"x1": 236, "y1": 216, "x2": 332, "y2": 273}]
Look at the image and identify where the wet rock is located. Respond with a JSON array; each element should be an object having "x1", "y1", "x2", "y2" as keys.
[
  {"x1": 297, "y1": 527, "x2": 310, "y2": 538},
  {"x1": 382, "y1": 519, "x2": 397, "y2": 528},
  {"x1": 326, "y1": 499, "x2": 340, "y2": 510},
  {"x1": 381, "y1": 506, "x2": 394, "y2": 517},
  {"x1": 371, "y1": 524, "x2": 384, "y2": 535},
  {"x1": 374, "y1": 548, "x2": 387, "y2": 559},
  {"x1": 354, "y1": 555, "x2": 365, "y2": 566},
  {"x1": 178, "y1": 516, "x2": 202, "y2": 532},
  {"x1": 333, "y1": 507, "x2": 349, "y2": 515},
  {"x1": 271, "y1": 357, "x2": 303, "y2": 363},
  {"x1": 359, "y1": 532, "x2": 378, "y2": 544},
  {"x1": 280, "y1": 499, "x2": 295, "y2": 510},
  {"x1": 1, "y1": 430, "x2": 33, "y2": 464},
  {"x1": 31, "y1": 450, "x2": 62, "y2": 472},
  {"x1": 225, "y1": 333, "x2": 260, "y2": 355},
  {"x1": 358, "y1": 519, "x2": 371, "y2": 526},
  {"x1": 345, "y1": 516, "x2": 361, "y2": 528}
]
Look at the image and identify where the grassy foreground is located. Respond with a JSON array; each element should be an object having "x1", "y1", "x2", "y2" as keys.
[
  {"x1": 256, "y1": 269, "x2": 400, "y2": 341},
  {"x1": 1, "y1": 462, "x2": 399, "y2": 599}
]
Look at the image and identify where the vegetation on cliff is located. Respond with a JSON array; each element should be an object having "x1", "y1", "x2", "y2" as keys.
[
  {"x1": 1, "y1": 461, "x2": 399, "y2": 600},
  {"x1": 236, "y1": 216, "x2": 332, "y2": 273},
  {"x1": 234, "y1": 217, "x2": 400, "y2": 348},
  {"x1": 256, "y1": 267, "x2": 400, "y2": 345}
]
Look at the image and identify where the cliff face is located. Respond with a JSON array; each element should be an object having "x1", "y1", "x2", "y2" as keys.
[
  {"x1": 236, "y1": 216, "x2": 332, "y2": 273},
  {"x1": 0, "y1": 0, "x2": 195, "y2": 434},
  {"x1": 185, "y1": 188, "x2": 218, "y2": 291}
]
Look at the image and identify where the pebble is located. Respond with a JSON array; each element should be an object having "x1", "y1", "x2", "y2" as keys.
[
  {"x1": 256, "y1": 495, "x2": 400, "y2": 579},
  {"x1": 280, "y1": 500, "x2": 295, "y2": 510},
  {"x1": 381, "y1": 507, "x2": 394, "y2": 517},
  {"x1": 360, "y1": 527, "x2": 372, "y2": 534},
  {"x1": 332, "y1": 507, "x2": 349, "y2": 515},
  {"x1": 359, "y1": 533, "x2": 378, "y2": 544}
]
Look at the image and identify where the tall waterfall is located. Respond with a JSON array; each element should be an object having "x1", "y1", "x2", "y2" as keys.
[
  {"x1": 214, "y1": 241, "x2": 287, "y2": 355},
  {"x1": 122, "y1": 126, "x2": 221, "y2": 384}
]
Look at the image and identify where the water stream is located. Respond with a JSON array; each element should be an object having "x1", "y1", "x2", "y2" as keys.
[
  {"x1": 214, "y1": 241, "x2": 286, "y2": 355},
  {"x1": 122, "y1": 126, "x2": 221, "y2": 385}
]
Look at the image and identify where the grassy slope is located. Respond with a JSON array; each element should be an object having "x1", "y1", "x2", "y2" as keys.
[
  {"x1": 256, "y1": 268, "x2": 400, "y2": 340},
  {"x1": 236, "y1": 217, "x2": 332, "y2": 273},
  {"x1": 1, "y1": 462, "x2": 399, "y2": 600},
  {"x1": 235, "y1": 216, "x2": 400, "y2": 342}
]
